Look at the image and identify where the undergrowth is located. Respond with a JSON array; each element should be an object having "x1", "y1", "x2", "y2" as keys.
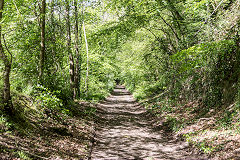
[
  {"x1": 127, "y1": 39, "x2": 240, "y2": 159},
  {"x1": 142, "y1": 95, "x2": 240, "y2": 158},
  {"x1": 0, "y1": 90, "x2": 96, "y2": 159}
]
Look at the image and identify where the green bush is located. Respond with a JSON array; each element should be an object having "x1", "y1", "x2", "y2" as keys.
[
  {"x1": 33, "y1": 85, "x2": 63, "y2": 112},
  {"x1": 165, "y1": 115, "x2": 184, "y2": 132},
  {"x1": 171, "y1": 40, "x2": 238, "y2": 106}
]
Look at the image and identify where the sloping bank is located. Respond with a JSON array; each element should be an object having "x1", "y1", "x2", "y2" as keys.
[
  {"x1": 0, "y1": 94, "x2": 96, "y2": 160},
  {"x1": 130, "y1": 40, "x2": 240, "y2": 160}
]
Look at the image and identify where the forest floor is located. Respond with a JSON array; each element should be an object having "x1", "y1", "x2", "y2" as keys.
[
  {"x1": 0, "y1": 99, "x2": 95, "y2": 159},
  {"x1": 1, "y1": 86, "x2": 240, "y2": 159},
  {"x1": 90, "y1": 85, "x2": 207, "y2": 160}
]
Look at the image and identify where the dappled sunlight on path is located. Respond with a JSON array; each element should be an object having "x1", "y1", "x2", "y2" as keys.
[{"x1": 91, "y1": 85, "x2": 205, "y2": 160}]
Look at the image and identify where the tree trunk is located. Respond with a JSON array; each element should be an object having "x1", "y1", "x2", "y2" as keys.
[
  {"x1": 66, "y1": 0, "x2": 75, "y2": 99},
  {"x1": 50, "y1": 0, "x2": 60, "y2": 77},
  {"x1": 83, "y1": 21, "x2": 89, "y2": 95},
  {"x1": 0, "y1": 0, "x2": 13, "y2": 114},
  {"x1": 74, "y1": 0, "x2": 82, "y2": 99},
  {"x1": 39, "y1": 0, "x2": 46, "y2": 81}
]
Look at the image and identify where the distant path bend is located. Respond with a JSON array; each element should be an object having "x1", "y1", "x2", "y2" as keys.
[{"x1": 91, "y1": 85, "x2": 204, "y2": 160}]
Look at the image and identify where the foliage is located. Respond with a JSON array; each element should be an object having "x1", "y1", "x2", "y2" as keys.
[
  {"x1": 164, "y1": 115, "x2": 185, "y2": 132},
  {"x1": 33, "y1": 85, "x2": 63, "y2": 116},
  {"x1": 15, "y1": 151, "x2": 31, "y2": 160},
  {"x1": 0, "y1": 0, "x2": 239, "y2": 126},
  {"x1": 185, "y1": 133, "x2": 217, "y2": 154},
  {"x1": 0, "y1": 114, "x2": 13, "y2": 132},
  {"x1": 171, "y1": 40, "x2": 238, "y2": 106},
  {"x1": 0, "y1": 0, "x2": 240, "y2": 159}
]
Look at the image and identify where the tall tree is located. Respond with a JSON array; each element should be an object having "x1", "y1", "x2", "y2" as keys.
[
  {"x1": 83, "y1": 20, "x2": 89, "y2": 95},
  {"x1": 74, "y1": 0, "x2": 82, "y2": 98},
  {"x1": 0, "y1": 0, "x2": 13, "y2": 114},
  {"x1": 39, "y1": 0, "x2": 46, "y2": 81},
  {"x1": 66, "y1": 0, "x2": 75, "y2": 99},
  {"x1": 50, "y1": 0, "x2": 59, "y2": 77}
]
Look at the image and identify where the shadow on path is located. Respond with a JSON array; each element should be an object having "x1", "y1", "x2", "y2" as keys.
[{"x1": 91, "y1": 85, "x2": 206, "y2": 160}]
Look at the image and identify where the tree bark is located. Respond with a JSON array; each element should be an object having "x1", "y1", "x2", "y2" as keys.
[
  {"x1": 74, "y1": 0, "x2": 82, "y2": 99},
  {"x1": 0, "y1": 0, "x2": 13, "y2": 114},
  {"x1": 66, "y1": 0, "x2": 75, "y2": 99},
  {"x1": 39, "y1": 0, "x2": 46, "y2": 81}
]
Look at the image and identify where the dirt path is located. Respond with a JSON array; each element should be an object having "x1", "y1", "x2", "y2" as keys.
[{"x1": 91, "y1": 85, "x2": 205, "y2": 160}]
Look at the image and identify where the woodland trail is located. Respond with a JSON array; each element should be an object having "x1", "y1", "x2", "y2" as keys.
[{"x1": 91, "y1": 85, "x2": 206, "y2": 160}]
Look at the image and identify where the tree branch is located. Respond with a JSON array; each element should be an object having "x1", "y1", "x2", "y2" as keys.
[{"x1": 157, "y1": 12, "x2": 180, "y2": 42}]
